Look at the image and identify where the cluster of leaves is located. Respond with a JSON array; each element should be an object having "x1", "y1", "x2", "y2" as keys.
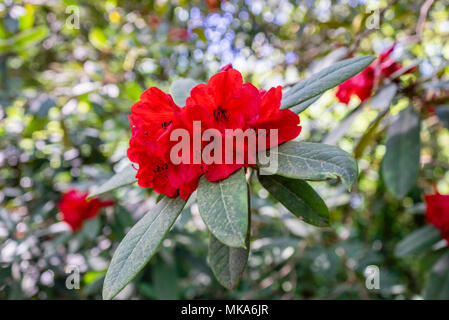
[
  {"x1": 1, "y1": 0, "x2": 449, "y2": 300},
  {"x1": 96, "y1": 56, "x2": 372, "y2": 298}
]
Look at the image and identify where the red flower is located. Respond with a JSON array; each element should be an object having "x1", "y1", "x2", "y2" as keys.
[
  {"x1": 58, "y1": 189, "x2": 114, "y2": 232},
  {"x1": 250, "y1": 86, "x2": 302, "y2": 150},
  {"x1": 127, "y1": 87, "x2": 202, "y2": 199},
  {"x1": 168, "y1": 28, "x2": 191, "y2": 42},
  {"x1": 127, "y1": 64, "x2": 301, "y2": 198},
  {"x1": 336, "y1": 45, "x2": 413, "y2": 105},
  {"x1": 206, "y1": 0, "x2": 221, "y2": 11},
  {"x1": 425, "y1": 191, "x2": 449, "y2": 243}
]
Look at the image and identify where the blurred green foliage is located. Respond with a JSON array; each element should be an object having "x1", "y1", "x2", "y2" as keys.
[{"x1": 1, "y1": 0, "x2": 449, "y2": 300}]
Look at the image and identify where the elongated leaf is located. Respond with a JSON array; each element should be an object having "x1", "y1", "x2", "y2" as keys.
[
  {"x1": 424, "y1": 252, "x2": 449, "y2": 299},
  {"x1": 369, "y1": 83, "x2": 397, "y2": 111},
  {"x1": 281, "y1": 56, "x2": 375, "y2": 109},
  {"x1": 208, "y1": 233, "x2": 249, "y2": 290},
  {"x1": 322, "y1": 101, "x2": 366, "y2": 145},
  {"x1": 169, "y1": 78, "x2": 198, "y2": 106},
  {"x1": 259, "y1": 141, "x2": 358, "y2": 190},
  {"x1": 353, "y1": 108, "x2": 389, "y2": 159},
  {"x1": 102, "y1": 196, "x2": 186, "y2": 300},
  {"x1": 289, "y1": 94, "x2": 322, "y2": 114},
  {"x1": 88, "y1": 164, "x2": 137, "y2": 199},
  {"x1": 395, "y1": 225, "x2": 441, "y2": 257},
  {"x1": 435, "y1": 105, "x2": 449, "y2": 129},
  {"x1": 258, "y1": 174, "x2": 329, "y2": 227},
  {"x1": 381, "y1": 106, "x2": 421, "y2": 199},
  {"x1": 197, "y1": 168, "x2": 248, "y2": 248},
  {"x1": 0, "y1": 25, "x2": 49, "y2": 52},
  {"x1": 208, "y1": 190, "x2": 250, "y2": 290}
]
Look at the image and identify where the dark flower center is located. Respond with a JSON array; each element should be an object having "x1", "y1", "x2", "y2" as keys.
[
  {"x1": 213, "y1": 106, "x2": 230, "y2": 121},
  {"x1": 152, "y1": 162, "x2": 168, "y2": 174},
  {"x1": 160, "y1": 120, "x2": 172, "y2": 129}
]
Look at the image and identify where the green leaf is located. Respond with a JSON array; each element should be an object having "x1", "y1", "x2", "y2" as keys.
[
  {"x1": 0, "y1": 25, "x2": 49, "y2": 53},
  {"x1": 395, "y1": 225, "x2": 441, "y2": 257},
  {"x1": 289, "y1": 94, "x2": 322, "y2": 114},
  {"x1": 102, "y1": 196, "x2": 186, "y2": 300},
  {"x1": 369, "y1": 83, "x2": 397, "y2": 111},
  {"x1": 82, "y1": 216, "x2": 101, "y2": 240},
  {"x1": 353, "y1": 108, "x2": 389, "y2": 159},
  {"x1": 322, "y1": 101, "x2": 366, "y2": 145},
  {"x1": 424, "y1": 252, "x2": 449, "y2": 299},
  {"x1": 197, "y1": 168, "x2": 248, "y2": 248},
  {"x1": 151, "y1": 261, "x2": 179, "y2": 299},
  {"x1": 207, "y1": 173, "x2": 250, "y2": 290},
  {"x1": 258, "y1": 174, "x2": 329, "y2": 227},
  {"x1": 435, "y1": 105, "x2": 449, "y2": 129},
  {"x1": 169, "y1": 78, "x2": 198, "y2": 106},
  {"x1": 88, "y1": 164, "x2": 137, "y2": 199},
  {"x1": 208, "y1": 233, "x2": 249, "y2": 290},
  {"x1": 259, "y1": 141, "x2": 358, "y2": 190},
  {"x1": 381, "y1": 106, "x2": 421, "y2": 199},
  {"x1": 89, "y1": 28, "x2": 109, "y2": 51},
  {"x1": 281, "y1": 56, "x2": 375, "y2": 110}
]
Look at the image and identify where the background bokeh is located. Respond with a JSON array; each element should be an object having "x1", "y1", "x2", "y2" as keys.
[{"x1": 1, "y1": 0, "x2": 449, "y2": 299}]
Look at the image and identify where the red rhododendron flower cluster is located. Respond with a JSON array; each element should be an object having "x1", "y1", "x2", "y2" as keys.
[
  {"x1": 425, "y1": 191, "x2": 449, "y2": 243},
  {"x1": 58, "y1": 189, "x2": 114, "y2": 232},
  {"x1": 336, "y1": 45, "x2": 414, "y2": 104},
  {"x1": 127, "y1": 65, "x2": 302, "y2": 200}
]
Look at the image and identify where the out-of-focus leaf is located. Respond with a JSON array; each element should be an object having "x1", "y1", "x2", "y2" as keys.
[
  {"x1": 381, "y1": 106, "x2": 421, "y2": 199},
  {"x1": 369, "y1": 84, "x2": 397, "y2": 111},
  {"x1": 29, "y1": 94, "x2": 55, "y2": 118},
  {"x1": 192, "y1": 28, "x2": 207, "y2": 42},
  {"x1": 258, "y1": 174, "x2": 329, "y2": 227},
  {"x1": 89, "y1": 28, "x2": 109, "y2": 51},
  {"x1": 424, "y1": 252, "x2": 449, "y2": 299},
  {"x1": 138, "y1": 283, "x2": 158, "y2": 299},
  {"x1": 259, "y1": 141, "x2": 358, "y2": 190},
  {"x1": 0, "y1": 25, "x2": 49, "y2": 52},
  {"x1": 152, "y1": 261, "x2": 179, "y2": 299},
  {"x1": 435, "y1": 105, "x2": 449, "y2": 129},
  {"x1": 19, "y1": 4, "x2": 35, "y2": 30},
  {"x1": 102, "y1": 196, "x2": 186, "y2": 300},
  {"x1": 322, "y1": 102, "x2": 366, "y2": 145},
  {"x1": 88, "y1": 164, "x2": 137, "y2": 199},
  {"x1": 281, "y1": 56, "x2": 375, "y2": 110},
  {"x1": 82, "y1": 216, "x2": 101, "y2": 240},
  {"x1": 169, "y1": 78, "x2": 198, "y2": 106},
  {"x1": 197, "y1": 168, "x2": 248, "y2": 248},
  {"x1": 395, "y1": 225, "x2": 441, "y2": 257},
  {"x1": 353, "y1": 108, "x2": 389, "y2": 159}
]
